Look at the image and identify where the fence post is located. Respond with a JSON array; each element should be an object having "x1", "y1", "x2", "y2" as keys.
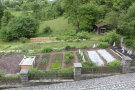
[
  {"x1": 122, "y1": 56, "x2": 132, "y2": 73},
  {"x1": 74, "y1": 63, "x2": 82, "y2": 81},
  {"x1": 20, "y1": 69, "x2": 29, "y2": 85}
]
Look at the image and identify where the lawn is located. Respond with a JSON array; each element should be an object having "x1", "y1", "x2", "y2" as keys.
[{"x1": 38, "y1": 16, "x2": 75, "y2": 36}]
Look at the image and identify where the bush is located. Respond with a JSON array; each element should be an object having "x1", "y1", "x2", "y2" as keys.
[
  {"x1": 41, "y1": 47, "x2": 53, "y2": 53},
  {"x1": 125, "y1": 39, "x2": 134, "y2": 47},
  {"x1": 107, "y1": 60, "x2": 121, "y2": 67},
  {"x1": 1, "y1": 16, "x2": 39, "y2": 41},
  {"x1": 82, "y1": 61, "x2": 96, "y2": 67},
  {"x1": 59, "y1": 67, "x2": 74, "y2": 72},
  {"x1": 0, "y1": 71, "x2": 3, "y2": 78},
  {"x1": 76, "y1": 32, "x2": 90, "y2": 39},
  {"x1": 19, "y1": 37, "x2": 28, "y2": 43},
  {"x1": 51, "y1": 63, "x2": 61, "y2": 70},
  {"x1": 101, "y1": 31, "x2": 121, "y2": 45},
  {"x1": 98, "y1": 42, "x2": 109, "y2": 48},
  {"x1": 64, "y1": 52, "x2": 74, "y2": 64},
  {"x1": 43, "y1": 26, "x2": 52, "y2": 34},
  {"x1": 64, "y1": 45, "x2": 76, "y2": 50}
]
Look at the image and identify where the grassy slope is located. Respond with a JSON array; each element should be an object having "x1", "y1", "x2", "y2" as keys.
[{"x1": 39, "y1": 17, "x2": 75, "y2": 36}]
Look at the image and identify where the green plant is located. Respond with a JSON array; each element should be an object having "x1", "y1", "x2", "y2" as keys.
[
  {"x1": 43, "y1": 26, "x2": 52, "y2": 34},
  {"x1": 41, "y1": 47, "x2": 53, "y2": 53},
  {"x1": 0, "y1": 71, "x2": 3, "y2": 78},
  {"x1": 76, "y1": 32, "x2": 90, "y2": 39},
  {"x1": 125, "y1": 39, "x2": 134, "y2": 47},
  {"x1": 59, "y1": 67, "x2": 74, "y2": 72},
  {"x1": 101, "y1": 31, "x2": 121, "y2": 45},
  {"x1": 64, "y1": 52, "x2": 74, "y2": 64},
  {"x1": 19, "y1": 37, "x2": 28, "y2": 43},
  {"x1": 82, "y1": 61, "x2": 96, "y2": 67},
  {"x1": 51, "y1": 63, "x2": 61, "y2": 70},
  {"x1": 98, "y1": 42, "x2": 109, "y2": 48},
  {"x1": 107, "y1": 60, "x2": 121, "y2": 67}
]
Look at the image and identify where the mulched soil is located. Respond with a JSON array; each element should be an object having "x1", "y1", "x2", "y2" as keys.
[{"x1": 0, "y1": 54, "x2": 24, "y2": 74}]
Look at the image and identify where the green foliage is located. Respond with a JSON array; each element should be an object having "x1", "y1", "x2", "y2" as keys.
[
  {"x1": 64, "y1": 52, "x2": 74, "y2": 64},
  {"x1": 82, "y1": 61, "x2": 96, "y2": 67},
  {"x1": 101, "y1": 31, "x2": 121, "y2": 45},
  {"x1": 125, "y1": 39, "x2": 135, "y2": 47},
  {"x1": 51, "y1": 63, "x2": 61, "y2": 70},
  {"x1": 41, "y1": 47, "x2": 53, "y2": 53},
  {"x1": 79, "y1": 3, "x2": 104, "y2": 31},
  {"x1": 19, "y1": 37, "x2": 28, "y2": 43},
  {"x1": 5, "y1": 74, "x2": 20, "y2": 78},
  {"x1": 64, "y1": 45, "x2": 76, "y2": 50},
  {"x1": 59, "y1": 67, "x2": 73, "y2": 72},
  {"x1": 0, "y1": 16, "x2": 39, "y2": 41},
  {"x1": 76, "y1": 32, "x2": 90, "y2": 39},
  {"x1": 1, "y1": 10, "x2": 13, "y2": 27},
  {"x1": 98, "y1": 42, "x2": 109, "y2": 48},
  {"x1": 107, "y1": 60, "x2": 121, "y2": 67},
  {"x1": 43, "y1": 26, "x2": 52, "y2": 34},
  {"x1": 0, "y1": 70, "x2": 3, "y2": 78}
]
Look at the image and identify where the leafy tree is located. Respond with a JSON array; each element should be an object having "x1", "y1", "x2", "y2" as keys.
[
  {"x1": 104, "y1": 11, "x2": 119, "y2": 29},
  {"x1": 1, "y1": 10, "x2": 13, "y2": 27},
  {"x1": 0, "y1": 3, "x2": 4, "y2": 28},
  {"x1": 63, "y1": 0, "x2": 82, "y2": 32},
  {"x1": 79, "y1": 3, "x2": 104, "y2": 31},
  {"x1": 0, "y1": 16, "x2": 39, "y2": 41}
]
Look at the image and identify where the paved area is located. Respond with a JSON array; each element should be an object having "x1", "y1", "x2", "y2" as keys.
[{"x1": 6, "y1": 73, "x2": 135, "y2": 90}]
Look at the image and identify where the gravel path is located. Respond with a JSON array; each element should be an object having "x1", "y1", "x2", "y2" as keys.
[{"x1": 6, "y1": 73, "x2": 135, "y2": 90}]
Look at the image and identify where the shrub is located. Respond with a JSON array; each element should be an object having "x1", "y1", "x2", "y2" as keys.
[
  {"x1": 51, "y1": 63, "x2": 61, "y2": 70},
  {"x1": 107, "y1": 60, "x2": 121, "y2": 67},
  {"x1": 98, "y1": 42, "x2": 109, "y2": 48},
  {"x1": 82, "y1": 61, "x2": 96, "y2": 67},
  {"x1": 43, "y1": 26, "x2": 52, "y2": 34},
  {"x1": 125, "y1": 39, "x2": 134, "y2": 47},
  {"x1": 0, "y1": 71, "x2": 3, "y2": 78},
  {"x1": 59, "y1": 67, "x2": 74, "y2": 72},
  {"x1": 101, "y1": 31, "x2": 121, "y2": 45},
  {"x1": 1, "y1": 16, "x2": 39, "y2": 41},
  {"x1": 76, "y1": 32, "x2": 90, "y2": 39},
  {"x1": 29, "y1": 68, "x2": 40, "y2": 73},
  {"x1": 64, "y1": 52, "x2": 74, "y2": 64},
  {"x1": 64, "y1": 45, "x2": 76, "y2": 50},
  {"x1": 19, "y1": 37, "x2": 28, "y2": 43},
  {"x1": 41, "y1": 47, "x2": 53, "y2": 53}
]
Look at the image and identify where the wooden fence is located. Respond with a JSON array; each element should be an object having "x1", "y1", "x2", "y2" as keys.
[
  {"x1": 28, "y1": 72, "x2": 74, "y2": 80},
  {"x1": 0, "y1": 77, "x2": 21, "y2": 85},
  {"x1": 81, "y1": 66, "x2": 122, "y2": 74}
]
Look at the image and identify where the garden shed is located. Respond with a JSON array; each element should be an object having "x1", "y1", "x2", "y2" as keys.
[
  {"x1": 19, "y1": 56, "x2": 36, "y2": 69},
  {"x1": 94, "y1": 23, "x2": 107, "y2": 34}
]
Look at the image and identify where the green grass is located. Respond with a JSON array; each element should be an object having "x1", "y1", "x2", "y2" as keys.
[
  {"x1": 51, "y1": 63, "x2": 61, "y2": 70},
  {"x1": 13, "y1": 40, "x2": 99, "y2": 51},
  {"x1": 39, "y1": 17, "x2": 75, "y2": 36}
]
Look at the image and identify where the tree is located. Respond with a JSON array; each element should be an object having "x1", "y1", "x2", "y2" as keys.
[
  {"x1": 1, "y1": 10, "x2": 13, "y2": 27},
  {"x1": 0, "y1": 16, "x2": 39, "y2": 41},
  {"x1": 0, "y1": 2, "x2": 4, "y2": 28},
  {"x1": 63, "y1": 0, "x2": 82, "y2": 32},
  {"x1": 79, "y1": 3, "x2": 104, "y2": 31},
  {"x1": 104, "y1": 11, "x2": 119, "y2": 29}
]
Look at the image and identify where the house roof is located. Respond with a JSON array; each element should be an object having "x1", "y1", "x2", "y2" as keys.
[{"x1": 95, "y1": 23, "x2": 107, "y2": 27}]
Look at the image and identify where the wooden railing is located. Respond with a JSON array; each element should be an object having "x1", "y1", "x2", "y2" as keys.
[
  {"x1": 81, "y1": 66, "x2": 122, "y2": 74},
  {"x1": 28, "y1": 72, "x2": 74, "y2": 80}
]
